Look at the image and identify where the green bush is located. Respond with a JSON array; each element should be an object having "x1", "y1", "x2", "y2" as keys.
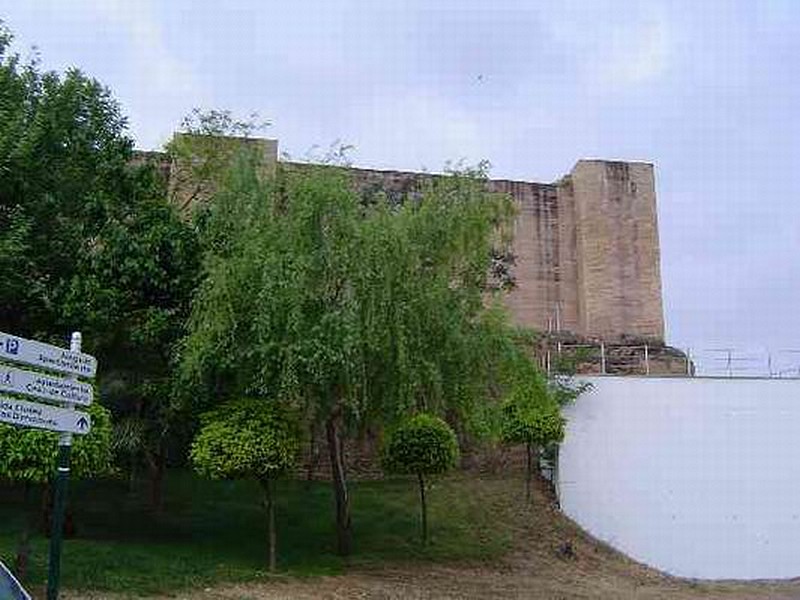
[
  {"x1": 500, "y1": 378, "x2": 565, "y2": 503},
  {"x1": 191, "y1": 398, "x2": 300, "y2": 570},
  {"x1": 382, "y1": 413, "x2": 459, "y2": 543},
  {"x1": 0, "y1": 400, "x2": 115, "y2": 484}
]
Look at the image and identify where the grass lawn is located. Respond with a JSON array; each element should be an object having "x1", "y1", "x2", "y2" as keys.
[{"x1": 0, "y1": 471, "x2": 519, "y2": 596}]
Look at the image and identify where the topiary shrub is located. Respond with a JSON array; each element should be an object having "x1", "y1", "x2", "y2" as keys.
[
  {"x1": 382, "y1": 413, "x2": 459, "y2": 543},
  {"x1": 500, "y1": 377, "x2": 565, "y2": 504},
  {"x1": 190, "y1": 398, "x2": 300, "y2": 571}
]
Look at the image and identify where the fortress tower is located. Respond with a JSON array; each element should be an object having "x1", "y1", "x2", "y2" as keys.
[
  {"x1": 488, "y1": 160, "x2": 664, "y2": 341},
  {"x1": 332, "y1": 158, "x2": 665, "y2": 341}
]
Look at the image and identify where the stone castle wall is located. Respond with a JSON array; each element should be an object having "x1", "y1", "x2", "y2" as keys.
[
  {"x1": 312, "y1": 159, "x2": 665, "y2": 341},
  {"x1": 135, "y1": 138, "x2": 665, "y2": 341}
]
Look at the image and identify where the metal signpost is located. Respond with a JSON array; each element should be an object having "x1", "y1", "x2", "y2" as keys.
[{"x1": 0, "y1": 331, "x2": 96, "y2": 600}]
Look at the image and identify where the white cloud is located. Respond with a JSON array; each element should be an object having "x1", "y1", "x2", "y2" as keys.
[
  {"x1": 348, "y1": 90, "x2": 483, "y2": 172},
  {"x1": 85, "y1": 0, "x2": 207, "y2": 147},
  {"x1": 599, "y1": 12, "x2": 671, "y2": 86},
  {"x1": 545, "y1": 2, "x2": 672, "y2": 90}
]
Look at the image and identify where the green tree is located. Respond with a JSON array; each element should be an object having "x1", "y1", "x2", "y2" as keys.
[
  {"x1": 164, "y1": 108, "x2": 270, "y2": 212},
  {"x1": 500, "y1": 374, "x2": 565, "y2": 504},
  {"x1": 0, "y1": 401, "x2": 114, "y2": 578},
  {"x1": 180, "y1": 153, "x2": 517, "y2": 555},
  {"x1": 0, "y1": 26, "x2": 200, "y2": 512},
  {"x1": 382, "y1": 413, "x2": 459, "y2": 543},
  {"x1": 0, "y1": 25, "x2": 133, "y2": 339},
  {"x1": 62, "y1": 183, "x2": 201, "y2": 511},
  {"x1": 190, "y1": 398, "x2": 299, "y2": 571}
]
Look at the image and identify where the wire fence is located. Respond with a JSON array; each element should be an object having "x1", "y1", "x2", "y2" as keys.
[
  {"x1": 540, "y1": 342, "x2": 800, "y2": 379},
  {"x1": 686, "y1": 347, "x2": 800, "y2": 378}
]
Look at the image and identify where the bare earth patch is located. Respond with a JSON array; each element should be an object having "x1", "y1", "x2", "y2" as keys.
[{"x1": 67, "y1": 476, "x2": 800, "y2": 599}]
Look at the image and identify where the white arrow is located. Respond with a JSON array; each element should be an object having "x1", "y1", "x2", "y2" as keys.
[{"x1": 0, "y1": 396, "x2": 92, "y2": 435}]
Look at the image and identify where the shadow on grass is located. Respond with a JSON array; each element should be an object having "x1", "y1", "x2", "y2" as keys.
[{"x1": 0, "y1": 472, "x2": 517, "y2": 596}]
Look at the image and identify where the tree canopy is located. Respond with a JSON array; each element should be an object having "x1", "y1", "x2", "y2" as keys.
[
  {"x1": 191, "y1": 398, "x2": 300, "y2": 482},
  {"x1": 382, "y1": 412, "x2": 459, "y2": 543},
  {"x1": 382, "y1": 413, "x2": 460, "y2": 477},
  {"x1": 191, "y1": 398, "x2": 300, "y2": 570},
  {"x1": 0, "y1": 26, "x2": 134, "y2": 340},
  {"x1": 500, "y1": 373, "x2": 566, "y2": 503},
  {"x1": 179, "y1": 153, "x2": 518, "y2": 554}
]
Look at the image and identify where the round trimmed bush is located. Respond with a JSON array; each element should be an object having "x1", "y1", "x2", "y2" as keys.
[{"x1": 382, "y1": 413, "x2": 459, "y2": 542}]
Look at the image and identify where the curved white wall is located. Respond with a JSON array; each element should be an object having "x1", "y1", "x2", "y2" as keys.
[{"x1": 559, "y1": 376, "x2": 800, "y2": 580}]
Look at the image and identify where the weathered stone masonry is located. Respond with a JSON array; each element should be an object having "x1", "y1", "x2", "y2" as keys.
[
  {"x1": 138, "y1": 138, "x2": 665, "y2": 342},
  {"x1": 310, "y1": 158, "x2": 665, "y2": 342}
]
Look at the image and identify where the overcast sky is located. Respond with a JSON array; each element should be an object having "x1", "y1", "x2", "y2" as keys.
[{"x1": 3, "y1": 0, "x2": 800, "y2": 372}]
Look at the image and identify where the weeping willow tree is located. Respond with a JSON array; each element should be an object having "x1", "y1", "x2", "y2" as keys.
[{"x1": 180, "y1": 150, "x2": 519, "y2": 555}]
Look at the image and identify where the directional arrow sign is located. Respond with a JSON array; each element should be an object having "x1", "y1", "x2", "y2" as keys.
[
  {"x1": 0, "y1": 396, "x2": 92, "y2": 435},
  {"x1": 0, "y1": 332, "x2": 96, "y2": 378},
  {"x1": 0, "y1": 365, "x2": 93, "y2": 406}
]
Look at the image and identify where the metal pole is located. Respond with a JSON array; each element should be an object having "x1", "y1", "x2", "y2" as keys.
[
  {"x1": 644, "y1": 343, "x2": 650, "y2": 376},
  {"x1": 600, "y1": 342, "x2": 606, "y2": 375},
  {"x1": 686, "y1": 348, "x2": 692, "y2": 376},
  {"x1": 47, "y1": 331, "x2": 80, "y2": 600}
]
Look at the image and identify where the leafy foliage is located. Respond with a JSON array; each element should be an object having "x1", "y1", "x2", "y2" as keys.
[
  {"x1": 62, "y1": 185, "x2": 201, "y2": 496},
  {"x1": 499, "y1": 372, "x2": 566, "y2": 504},
  {"x1": 382, "y1": 414, "x2": 459, "y2": 476},
  {"x1": 0, "y1": 25, "x2": 133, "y2": 340},
  {"x1": 382, "y1": 413, "x2": 459, "y2": 543},
  {"x1": 180, "y1": 158, "x2": 517, "y2": 425},
  {"x1": 0, "y1": 26, "x2": 202, "y2": 503},
  {"x1": 179, "y1": 151, "x2": 517, "y2": 553},
  {"x1": 499, "y1": 377, "x2": 565, "y2": 448},
  {"x1": 190, "y1": 398, "x2": 300, "y2": 481},
  {"x1": 0, "y1": 401, "x2": 115, "y2": 484},
  {"x1": 190, "y1": 397, "x2": 300, "y2": 570}
]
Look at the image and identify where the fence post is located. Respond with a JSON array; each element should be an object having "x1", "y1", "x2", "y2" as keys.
[
  {"x1": 546, "y1": 350, "x2": 551, "y2": 376},
  {"x1": 600, "y1": 342, "x2": 606, "y2": 375},
  {"x1": 644, "y1": 343, "x2": 650, "y2": 376}
]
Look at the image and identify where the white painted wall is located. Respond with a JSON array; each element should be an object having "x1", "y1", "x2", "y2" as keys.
[{"x1": 559, "y1": 376, "x2": 800, "y2": 580}]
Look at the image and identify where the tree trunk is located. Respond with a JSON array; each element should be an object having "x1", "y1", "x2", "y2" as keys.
[
  {"x1": 305, "y1": 422, "x2": 320, "y2": 487},
  {"x1": 418, "y1": 473, "x2": 428, "y2": 544},
  {"x1": 148, "y1": 447, "x2": 167, "y2": 513},
  {"x1": 326, "y1": 408, "x2": 352, "y2": 556},
  {"x1": 525, "y1": 441, "x2": 533, "y2": 504},
  {"x1": 39, "y1": 483, "x2": 51, "y2": 535},
  {"x1": 128, "y1": 454, "x2": 138, "y2": 494},
  {"x1": 14, "y1": 482, "x2": 32, "y2": 581},
  {"x1": 260, "y1": 478, "x2": 277, "y2": 571}
]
